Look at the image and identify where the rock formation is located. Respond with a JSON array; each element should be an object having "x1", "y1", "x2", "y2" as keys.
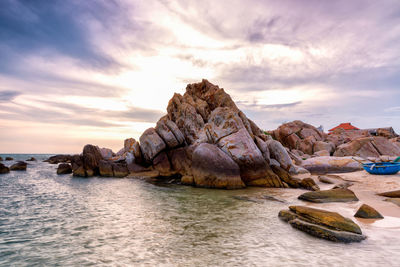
[
  {"x1": 53, "y1": 80, "x2": 316, "y2": 189},
  {"x1": 298, "y1": 188, "x2": 359, "y2": 203}
]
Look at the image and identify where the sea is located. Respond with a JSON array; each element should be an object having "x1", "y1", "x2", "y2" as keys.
[{"x1": 1, "y1": 154, "x2": 399, "y2": 266}]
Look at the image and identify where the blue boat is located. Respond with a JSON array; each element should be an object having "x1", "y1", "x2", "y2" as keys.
[{"x1": 363, "y1": 162, "x2": 400, "y2": 175}]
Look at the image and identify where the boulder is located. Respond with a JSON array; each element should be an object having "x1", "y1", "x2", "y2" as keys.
[
  {"x1": 0, "y1": 163, "x2": 10, "y2": 174},
  {"x1": 255, "y1": 136, "x2": 271, "y2": 163},
  {"x1": 191, "y1": 143, "x2": 245, "y2": 189},
  {"x1": 301, "y1": 156, "x2": 362, "y2": 173},
  {"x1": 0, "y1": 156, "x2": 2, "y2": 161},
  {"x1": 313, "y1": 141, "x2": 334, "y2": 154},
  {"x1": 10, "y1": 161, "x2": 27, "y2": 171},
  {"x1": 153, "y1": 152, "x2": 173, "y2": 176},
  {"x1": 57, "y1": 163, "x2": 72, "y2": 175},
  {"x1": 377, "y1": 190, "x2": 400, "y2": 198},
  {"x1": 100, "y1": 148, "x2": 114, "y2": 159},
  {"x1": 139, "y1": 128, "x2": 166, "y2": 162},
  {"x1": 298, "y1": 188, "x2": 358, "y2": 203},
  {"x1": 156, "y1": 119, "x2": 180, "y2": 148},
  {"x1": 168, "y1": 147, "x2": 192, "y2": 176},
  {"x1": 5, "y1": 157, "x2": 13, "y2": 161},
  {"x1": 279, "y1": 206, "x2": 365, "y2": 243},
  {"x1": 99, "y1": 160, "x2": 114, "y2": 177},
  {"x1": 82, "y1": 145, "x2": 103, "y2": 176},
  {"x1": 354, "y1": 204, "x2": 383, "y2": 219},
  {"x1": 334, "y1": 136, "x2": 400, "y2": 158},
  {"x1": 113, "y1": 163, "x2": 129, "y2": 178},
  {"x1": 271, "y1": 165, "x2": 300, "y2": 188},
  {"x1": 26, "y1": 157, "x2": 36, "y2": 161},
  {"x1": 267, "y1": 140, "x2": 293, "y2": 171},
  {"x1": 218, "y1": 128, "x2": 272, "y2": 183},
  {"x1": 372, "y1": 136, "x2": 400, "y2": 156}
]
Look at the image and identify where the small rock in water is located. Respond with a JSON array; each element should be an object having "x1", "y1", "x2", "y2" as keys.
[
  {"x1": 10, "y1": 161, "x2": 27, "y2": 171},
  {"x1": 298, "y1": 188, "x2": 359, "y2": 203},
  {"x1": 259, "y1": 195, "x2": 286, "y2": 203},
  {"x1": 5, "y1": 157, "x2": 13, "y2": 161},
  {"x1": 0, "y1": 156, "x2": 3, "y2": 161},
  {"x1": 26, "y1": 157, "x2": 36, "y2": 161},
  {"x1": 354, "y1": 204, "x2": 383, "y2": 219},
  {"x1": 377, "y1": 190, "x2": 400, "y2": 198},
  {"x1": 0, "y1": 163, "x2": 10, "y2": 174}
]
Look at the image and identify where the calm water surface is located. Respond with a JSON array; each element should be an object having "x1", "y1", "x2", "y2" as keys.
[{"x1": 1, "y1": 154, "x2": 399, "y2": 266}]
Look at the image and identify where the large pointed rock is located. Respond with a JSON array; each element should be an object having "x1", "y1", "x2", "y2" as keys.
[{"x1": 191, "y1": 143, "x2": 245, "y2": 189}]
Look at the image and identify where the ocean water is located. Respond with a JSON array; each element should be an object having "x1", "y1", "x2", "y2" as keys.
[{"x1": 1, "y1": 154, "x2": 400, "y2": 266}]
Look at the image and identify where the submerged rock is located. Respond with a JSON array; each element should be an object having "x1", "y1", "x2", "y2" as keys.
[
  {"x1": 298, "y1": 188, "x2": 358, "y2": 203},
  {"x1": 10, "y1": 161, "x2": 27, "y2": 171},
  {"x1": 5, "y1": 157, "x2": 13, "y2": 161},
  {"x1": 279, "y1": 206, "x2": 365, "y2": 243},
  {"x1": 57, "y1": 163, "x2": 72, "y2": 175},
  {"x1": 26, "y1": 157, "x2": 36, "y2": 161},
  {"x1": 377, "y1": 190, "x2": 400, "y2": 198},
  {"x1": 354, "y1": 204, "x2": 383, "y2": 219},
  {"x1": 0, "y1": 163, "x2": 10, "y2": 174},
  {"x1": 191, "y1": 143, "x2": 245, "y2": 189}
]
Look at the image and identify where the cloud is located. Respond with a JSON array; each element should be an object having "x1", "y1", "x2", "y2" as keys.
[
  {"x1": 237, "y1": 100, "x2": 302, "y2": 110},
  {"x1": 0, "y1": 90, "x2": 20, "y2": 102}
]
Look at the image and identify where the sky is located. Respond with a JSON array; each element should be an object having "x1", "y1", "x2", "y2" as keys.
[{"x1": 1, "y1": 0, "x2": 400, "y2": 153}]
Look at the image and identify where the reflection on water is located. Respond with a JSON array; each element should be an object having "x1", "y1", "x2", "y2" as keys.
[{"x1": 0, "y1": 155, "x2": 399, "y2": 266}]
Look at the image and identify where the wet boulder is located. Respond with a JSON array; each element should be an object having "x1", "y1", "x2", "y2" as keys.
[
  {"x1": 45, "y1": 154, "x2": 72, "y2": 164},
  {"x1": 0, "y1": 163, "x2": 10, "y2": 174},
  {"x1": 191, "y1": 143, "x2": 245, "y2": 189},
  {"x1": 10, "y1": 161, "x2": 27, "y2": 171},
  {"x1": 57, "y1": 163, "x2": 72, "y2": 175},
  {"x1": 279, "y1": 206, "x2": 366, "y2": 243},
  {"x1": 298, "y1": 188, "x2": 358, "y2": 203},
  {"x1": 5, "y1": 157, "x2": 13, "y2": 161},
  {"x1": 354, "y1": 204, "x2": 383, "y2": 219},
  {"x1": 113, "y1": 163, "x2": 129, "y2": 178},
  {"x1": 26, "y1": 157, "x2": 36, "y2": 161}
]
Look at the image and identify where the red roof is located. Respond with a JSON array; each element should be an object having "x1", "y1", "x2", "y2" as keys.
[{"x1": 329, "y1": 123, "x2": 359, "y2": 132}]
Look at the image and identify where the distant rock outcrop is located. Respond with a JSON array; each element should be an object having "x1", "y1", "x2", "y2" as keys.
[{"x1": 10, "y1": 161, "x2": 27, "y2": 171}]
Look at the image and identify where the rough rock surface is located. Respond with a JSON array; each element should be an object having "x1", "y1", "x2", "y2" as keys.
[
  {"x1": 354, "y1": 204, "x2": 383, "y2": 219},
  {"x1": 0, "y1": 163, "x2": 10, "y2": 174},
  {"x1": 57, "y1": 163, "x2": 72, "y2": 175},
  {"x1": 10, "y1": 161, "x2": 27, "y2": 171},
  {"x1": 267, "y1": 140, "x2": 294, "y2": 171},
  {"x1": 334, "y1": 137, "x2": 400, "y2": 158},
  {"x1": 279, "y1": 206, "x2": 365, "y2": 243},
  {"x1": 298, "y1": 188, "x2": 359, "y2": 203},
  {"x1": 191, "y1": 143, "x2": 245, "y2": 189}
]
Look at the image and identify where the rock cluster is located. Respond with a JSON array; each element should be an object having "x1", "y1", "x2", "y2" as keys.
[
  {"x1": 47, "y1": 80, "x2": 317, "y2": 189},
  {"x1": 279, "y1": 206, "x2": 366, "y2": 243}
]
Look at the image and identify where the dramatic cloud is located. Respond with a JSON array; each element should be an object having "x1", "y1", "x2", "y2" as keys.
[{"x1": 0, "y1": 0, "x2": 400, "y2": 153}]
